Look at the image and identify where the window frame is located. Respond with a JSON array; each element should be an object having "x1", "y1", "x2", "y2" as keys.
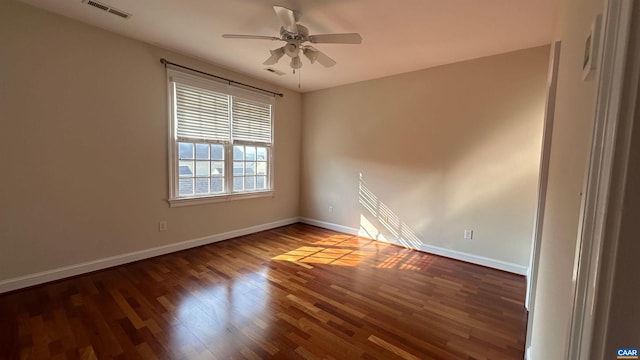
[{"x1": 166, "y1": 69, "x2": 275, "y2": 207}]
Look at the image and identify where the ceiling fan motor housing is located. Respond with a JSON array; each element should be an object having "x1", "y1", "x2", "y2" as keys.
[{"x1": 280, "y1": 24, "x2": 309, "y2": 41}]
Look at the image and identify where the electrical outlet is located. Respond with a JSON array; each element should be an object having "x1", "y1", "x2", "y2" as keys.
[
  {"x1": 329, "y1": 205, "x2": 334, "y2": 213},
  {"x1": 464, "y1": 229, "x2": 473, "y2": 239},
  {"x1": 159, "y1": 221, "x2": 168, "y2": 232}
]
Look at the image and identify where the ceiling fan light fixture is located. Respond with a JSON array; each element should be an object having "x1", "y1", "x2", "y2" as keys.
[
  {"x1": 284, "y1": 42, "x2": 300, "y2": 57},
  {"x1": 303, "y1": 48, "x2": 319, "y2": 64},
  {"x1": 271, "y1": 47, "x2": 285, "y2": 58},
  {"x1": 290, "y1": 56, "x2": 302, "y2": 69},
  {"x1": 263, "y1": 46, "x2": 285, "y2": 65}
]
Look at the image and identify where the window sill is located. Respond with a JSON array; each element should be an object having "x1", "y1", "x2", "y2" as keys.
[{"x1": 168, "y1": 191, "x2": 273, "y2": 208}]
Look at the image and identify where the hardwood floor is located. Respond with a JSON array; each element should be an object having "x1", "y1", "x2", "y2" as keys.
[{"x1": 0, "y1": 224, "x2": 527, "y2": 359}]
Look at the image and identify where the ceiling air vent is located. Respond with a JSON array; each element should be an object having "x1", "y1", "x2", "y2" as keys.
[
  {"x1": 83, "y1": 0, "x2": 132, "y2": 19},
  {"x1": 264, "y1": 68, "x2": 285, "y2": 76}
]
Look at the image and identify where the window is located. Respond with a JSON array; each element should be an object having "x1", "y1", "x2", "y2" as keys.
[{"x1": 167, "y1": 70, "x2": 274, "y2": 206}]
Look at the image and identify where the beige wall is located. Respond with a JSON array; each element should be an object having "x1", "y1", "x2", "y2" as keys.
[
  {"x1": 0, "y1": 0, "x2": 301, "y2": 281},
  {"x1": 301, "y1": 46, "x2": 550, "y2": 268},
  {"x1": 528, "y1": 0, "x2": 605, "y2": 357}
]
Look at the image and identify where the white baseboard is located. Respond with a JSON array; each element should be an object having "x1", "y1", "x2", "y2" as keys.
[
  {"x1": 0, "y1": 217, "x2": 299, "y2": 294},
  {"x1": 1, "y1": 216, "x2": 528, "y2": 293},
  {"x1": 300, "y1": 217, "x2": 528, "y2": 275},
  {"x1": 301, "y1": 217, "x2": 356, "y2": 235},
  {"x1": 526, "y1": 265, "x2": 532, "y2": 310}
]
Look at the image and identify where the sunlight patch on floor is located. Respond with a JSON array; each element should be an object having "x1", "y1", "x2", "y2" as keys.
[
  {"x1": 272, "y1": 243, "x2": 376, "y2": 266},
  {"x1": 272, "y1": 234, "x2": 436, "y2": 271}
]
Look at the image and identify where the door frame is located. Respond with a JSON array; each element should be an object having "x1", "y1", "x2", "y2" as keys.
[
  {"x1": 567, "y1": 0, "x2": 635, "y2": 358},
  {"x1": 524, "y1": 40, "x2": 561, "y2": 354}
]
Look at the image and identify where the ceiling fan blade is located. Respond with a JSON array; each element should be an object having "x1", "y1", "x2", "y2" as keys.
[
  {"x1": 313, "y1": 50, "x2": 337, "y2": 67},
  {"x1": 309, "y1": 33, "x2": 362, "y2": 44},
  {"x1": 273, "y1": 6, "x2": 298, "y2": 34},
  {"x1": 316, "y1": 52, "x2": 336, "y2": 67},
  {"x1": 303, "y1": 47, "x2": 336, "y2": 67},
  {"x1": 222, "y1": 34, "x2": 281, "y2": 41}
]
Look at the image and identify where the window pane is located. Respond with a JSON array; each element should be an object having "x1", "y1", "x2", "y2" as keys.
[
  {"x1": 257, "y1": 176, "x2": 266, "y2": 189},
  {"x1": 178, "y1": 143, "x2": 194, "y2": 159},
  {"x1": 211, "y1": 144, "x2": 224, "y2": 160},
  {"x1": 257, "y1": 162, "x2": 267, "y2": 175},
  {"x1": 179, "y1": 161, "x2": 194, "y2": 177},
  {"x1": 195, "y1": 144, "x2": 210, "y2": 160},
  {"x1": 233, "y1": 162, "x2": 244, "y2": 176},
  {"x1": 211, "y1": 161, "x2": 224, "y2": 176},
  {"x1": 233, "y1": 177, "x2": 243, "y2": 191},
  {"x1": 257, "y1": 147, "x2": 267, "y2": 161},
  {"x1": 211, "y1": 178, "x2": 224, "y2": 193},
  {"x1": 233, "y1": 146, "x2": 244, "y2": 160},
  {"x1": 178, "y1": 178, "x2": 194, "y2": 196},
  {"x1": 245, "y1": 146, "x2": 256, "y2": 161},
  {"x1": 195, "y1": 178, "x2": 209, "y2": 194},
  {"x1": 195, "y1": 161, "x2": 209, "y2": 177},
  {"x1": 245, "y1": 162, "x2": 256, "y2": 175},
  {"x1": 245, "y1": 176, "x2": 255, "y2": 190}
]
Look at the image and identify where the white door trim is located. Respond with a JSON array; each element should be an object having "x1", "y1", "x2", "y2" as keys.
[
  {"x1": 524, "y1": 40, "x2": 561, "y2": 355},
  {"x1": 567, "y1": 0, "x2": 634, "y2": 358}
]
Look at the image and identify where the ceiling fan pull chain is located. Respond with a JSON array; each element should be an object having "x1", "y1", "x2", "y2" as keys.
[{"x1": 298, "y1": 67, "x2": 301, "y2": 89}]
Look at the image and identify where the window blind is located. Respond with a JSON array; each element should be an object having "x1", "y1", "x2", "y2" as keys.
[
  {"x1": 174, "y1": 82, "x2": 230, "y2": 142},
  {"x1": 231, "y1": 97, "x2": 272, "y2": 144},
  {"x1": 168, "y1": 68, "x2": 275, "y2": 202}
]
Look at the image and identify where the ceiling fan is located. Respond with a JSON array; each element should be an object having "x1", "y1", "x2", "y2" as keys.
[{"x1": 222, "y1": 5, "x2": 362, "y2": 72}]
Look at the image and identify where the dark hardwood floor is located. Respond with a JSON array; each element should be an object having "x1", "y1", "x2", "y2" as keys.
[{"x1": 0, "y1": 224, "x2": 527, "y2": 359}]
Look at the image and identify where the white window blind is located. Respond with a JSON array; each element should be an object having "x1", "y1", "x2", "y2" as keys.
[
  {"x1": 168, "y1": 68, "x2": 275, "y2": 204},
  {"x1": 175, "y1": 82, "x2": 230, "y2": 143},
  {"x1": 232, "y1": 97, "x2": 273, "y2": 144}
]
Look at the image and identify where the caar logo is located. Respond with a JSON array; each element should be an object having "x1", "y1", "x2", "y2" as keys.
[{"x1": 617, "y1": 348, "x2": 639, "y2": 359}]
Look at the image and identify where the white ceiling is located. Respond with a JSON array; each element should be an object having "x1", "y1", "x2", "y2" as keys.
[{"x1": 20, "y1": 0, "x2": 559, "y2": 92}]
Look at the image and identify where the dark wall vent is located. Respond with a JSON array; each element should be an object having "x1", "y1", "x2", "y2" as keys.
[
  {"x1": 264, "y1": 68, "x2": 285, "y2": 76},
  {"x1": 83, "y1": 0, "x2": 132, "y2": 19}
]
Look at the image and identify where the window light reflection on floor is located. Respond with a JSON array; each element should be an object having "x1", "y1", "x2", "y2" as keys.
[
  {"x1": 271, "y1": 242, "x2": 376, "y2": 266},
  {"x1": 271, "y1": 235, "x2": 436, "y2": 271}
]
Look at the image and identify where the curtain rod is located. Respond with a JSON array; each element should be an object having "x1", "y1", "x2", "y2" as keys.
[{"x1": 160, "y1": 58, "x2": 284, "y2": 98}]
